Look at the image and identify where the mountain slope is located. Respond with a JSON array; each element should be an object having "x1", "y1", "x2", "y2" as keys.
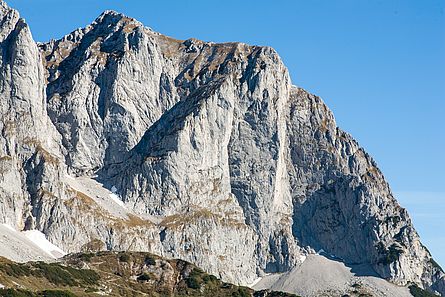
[
  {"x1": 0, "y1": 0, "x2": 443, "y2": 295},
  {"x1": 0, "y1": 251, "x2": 296, "y2": 297}
]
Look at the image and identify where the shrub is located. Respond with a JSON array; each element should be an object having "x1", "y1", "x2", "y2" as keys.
[
  {"x1": 185, "y1": 268, "x2": 205, "y2": 289},
  {"x1": 232, "y1": 287, "x2": 250, "y2": 297},
  {"x1": 409, "y1": 285, "x2": 439, "y2": 297},
  {"x1": 1, "y1": 261, "x2": 99, "y2": 287},
  {"x1": 40, "y1": 290, "x2": 77, "y2": 297},
  {"x1": 0, "y1": 289, "x2": 77, "y2": 297},
  {"x1": 137, "y1": 273, "x2": 151, "y2": 282},
  {"x1": 119, "y1": 254, "x2": 130, "y2": 263},
  {"x1": 33, "y1": 262, "x2": 76, "y2": 286},
  {"x1": 0, "y1": 288, "x2": 35, "y2": 297},
  {"x1": 253, "y1": 290, "x2": 299, "y2": 297},
  {"x1": 202, "y1": 274, "x2": 218, "y2": 283},
  {"x1": 377, "y1": 243, "x2": 403, "y2": 265},
  {"x1": 64, "y1": 266, "x2": 100, "y2": 286},
  {"x1": 0, "y1": 263, "x2": 32, "y2": 277},
  {"x1": 185, "y1": 276, "x2": 200, "y2": 289},
  {"x1": 78, "y1": 253, "x2": 94, "y2": 263},
  {"x1": 144, "y1": 255, "x2": 156, "y2": 266}
]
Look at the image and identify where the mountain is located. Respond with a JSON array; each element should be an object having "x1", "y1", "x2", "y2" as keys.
[{"x1": 0, "y1": 0, "x2": 443, "y2": 295}]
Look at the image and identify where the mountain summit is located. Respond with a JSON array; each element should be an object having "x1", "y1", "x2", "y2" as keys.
[{"x1": 0, "y1": 1, "x2": 443, "y2": 295}]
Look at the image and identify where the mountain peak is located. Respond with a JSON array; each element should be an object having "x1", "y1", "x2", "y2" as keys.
[
  {"x1": 0, "y1": 0, "x2": 9, "y2": 11},
  {"x1": 92, "y1": 9, "x2": 145, "y2": 33}
]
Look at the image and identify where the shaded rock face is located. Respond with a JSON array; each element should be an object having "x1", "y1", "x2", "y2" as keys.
[
  {"x1": 0, "y1": 0, "x2": 65, "y2": 232},
  {"x1": 0, "y1": 0, "x2": 443, "y2": 293}
]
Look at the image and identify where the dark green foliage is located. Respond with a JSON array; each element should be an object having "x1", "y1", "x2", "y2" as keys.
[
  {"x1": 377, "y1": 243, "x2": 403, "y2": 265},
  {"x1": 202, "y1": 274, "x2": 218, "y2": 283},
  {"x1": 185, "y1": 268, "x2": 206, "y2": 289},
  {"x1": 0, "y1": 289, "x2": 76, "y2": 297},
  {"x1": 0, "y1": 261, "x2": 99, "y2": 287},
  {"x1": 409, "y1": 285, "x2": 439, "y2": 297},
  {"x1": 33, "y1": 262, "x2": 77, "y2": 286},
  {"x1": 0, "y1": 263, "x2": 32, "y2": 277},
  {"x1": 33, "y1": 262, "x2": 99, "y2": 286},
  {"x1": 385, "y1": 244, "x2": 403, "y2": 264},
  {"x1": 95, "y1": 251, "x2": 109, "y2": 257},
  {"x1": 231, "y1": 287, "x2": 250, "y2": 297},
  {"x1": 144, "y1": 255, "x2": 156, "y2": 266},
  {"x1": 136, "y1": 273, "x2": 151, "y2": 282},
  {"x1": 0, "y1": 288, "x2": 35, "y2": 297},
  {"x1": 254, "y1": 291, "x2": 299, "y2": 297},
  {"x1": 118, "y1": 254, "x2": 130, "y2": 263},
  {"x1": 63, "y1": 266, "x2": 99, "y2": 286},
  {"x1": 260, "y1": 292, "x2": 298, "y2": 297},
  {"x1": 77, "y1": 253, "x2": 94, "y2": 263},
  {"x1": 40, "y1": 290, "x2": 77, "y2": 297},
  {"x1": 185, "y1": 276, "x2": 200, "y2": 289}
]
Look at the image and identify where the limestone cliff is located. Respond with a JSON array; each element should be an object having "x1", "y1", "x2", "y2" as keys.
[{"x1": 0, "y1": 1, "x2": 443, "y2": 295}]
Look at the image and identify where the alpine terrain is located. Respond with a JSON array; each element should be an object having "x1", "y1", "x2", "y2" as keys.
[{"x1": 0, "y1": 1, "x2": 443, "y2": 296}]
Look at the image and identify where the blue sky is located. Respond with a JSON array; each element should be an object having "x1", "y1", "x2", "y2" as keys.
[{"x1": 7, "y1": 0, "x2": 445, "y2": 267}]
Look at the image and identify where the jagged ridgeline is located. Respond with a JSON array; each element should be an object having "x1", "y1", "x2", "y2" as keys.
[{"x1": 0, "y1": 0, "x2": 443, "y2": 296}]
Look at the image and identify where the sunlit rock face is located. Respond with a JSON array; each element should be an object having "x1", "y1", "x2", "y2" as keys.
[{"x1": 0, "y1": 0, "x2": 443, "y2": 293}]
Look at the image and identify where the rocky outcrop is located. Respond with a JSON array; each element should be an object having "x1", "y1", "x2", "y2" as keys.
[
  {"x1": 0, "y1": 0, "x2": 443, "y2": 294},
  {"x1": 0, "y1": 0, "x2": 65, "y2": 232},
  {"x1": 286, "y1": 87, "x2": 443, "y2": 289}
]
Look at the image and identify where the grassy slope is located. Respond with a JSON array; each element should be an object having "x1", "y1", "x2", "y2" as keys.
[{"x1": 0, "y1": 252, "x2": 297, "y2": 297}]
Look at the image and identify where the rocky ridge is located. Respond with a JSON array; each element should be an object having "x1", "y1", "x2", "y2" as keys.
[{"x1": 0, "y1": 1, "x2": 443, "y2": 295}]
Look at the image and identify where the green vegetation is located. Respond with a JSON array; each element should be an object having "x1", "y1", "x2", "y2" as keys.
[
  {"x1": 203, "y1": 274, "x2": 218, "y2": 283},
  {"x1": 40, "y1": 291, "x2": 77, "y2": 297},
  {"x1": 0, "y1": 262, "x2": 32, "y2": 277},
  {"x1": 185, "y1": 268, "x2": 208, "y2": 289},
  {"x1": 0, "y1": 252, "x2": 299, "y2": 297},
  {"x1": 0, "y1": 261, "x2": 99, "y2": 287},
  {"x1": 0, "y1": 288, "x2": 34, "y2": 297},
  {"x1": 253, "y1": 291, "x2": 298, "y2": 297},
  {"x1": 144, "y1": 254, "x2": 156, "y2": 266},
  {"x1": 118, "y1": 253, "x2": 130, "y2": 263},
  {"x1": 377, "y1": 243, "x2": 403, "y2": 265},
  {"x1": 409, "y1": 284, "x2": 439, "y2": 297},
  {"x1": 185, "y1": 275, "x2": 201, "y2": 289},
  {"x1": 136, "y1": 272, "x2": 152, "y2": 282},
  {"x1": 0, "y1": 289, "x2": 76, "y2": 297},
  {"x1": 33, "y1": 262, "x2": 99, "y2": 286},
  {"x1": 76, "y1": 253, "x2": 94, "y2": 263},
  {"x1": 231, "y1": 287, "x2": 250, "y2": 297}
]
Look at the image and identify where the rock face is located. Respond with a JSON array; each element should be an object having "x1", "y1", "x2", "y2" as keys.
[{"x1": 0, "y1": 0, "x2": 443, "y2": 294}]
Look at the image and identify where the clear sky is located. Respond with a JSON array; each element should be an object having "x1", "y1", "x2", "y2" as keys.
[{"x1": 7, "y1": 0, "x2": 445, "y2": 267}]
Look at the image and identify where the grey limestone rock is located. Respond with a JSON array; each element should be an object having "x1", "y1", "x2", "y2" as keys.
[{"x1": 0, "y1": 0, "x2": 443, "y2": 294}]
